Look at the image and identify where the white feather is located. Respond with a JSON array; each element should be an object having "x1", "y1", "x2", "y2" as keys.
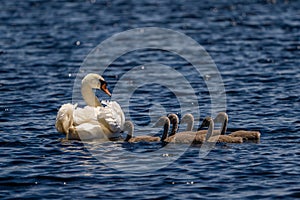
[{"x1": 55, "y1": 74, "x2": 125, "y2": 140}]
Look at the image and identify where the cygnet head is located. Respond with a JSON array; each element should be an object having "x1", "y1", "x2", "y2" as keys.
[
  {"x1": 180, "y1": 113, "x2": 194, "y2": 124},
  {"x1": 167, "y1": 113, "x2": 179, "y2": 136},
  {"x1": 214, "y1": 112, "x2": 228, "y2": 135},
  {"x1": 123, "y1": 121, "x2": 134, "y2": 141},
  {"x1": 214, "y1": 112, "x2": 228, "y2": 123},
  {"x1": 153, "y1": 116, "x2": 170, "y2": 141},
  {"x1": 180, "y1": 113, "x2": 194, "y2": 131},
  {"x1": 82, "y1": 73, "x2": 111, "y2": 97},
  {"x1": 154, "y1": 116, "x2": 170, "y2": 128},
  {"x1": 198, "y1": 116, "x2": 213, "y2": 130},
  {"x1": 199, "y1": 116, "x2": 215, "y2": 141}
]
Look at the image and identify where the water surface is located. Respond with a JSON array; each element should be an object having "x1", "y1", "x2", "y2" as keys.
[{"x1": 0, "y1": 0, "x2": 300, "y2": 199}]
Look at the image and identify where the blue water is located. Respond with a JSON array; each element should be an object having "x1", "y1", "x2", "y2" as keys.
[{"x1": 1, "y1": 0, "x2": 300, "y2": 199}]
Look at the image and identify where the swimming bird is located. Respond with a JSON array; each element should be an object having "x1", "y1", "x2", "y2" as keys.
[
  {"x1": 199, "y1": 117, "x2": 243, "y2": 143},
  {"x1": 161, "y1": 114, "x2": 206, "y2": 144},
  {"x1": 196, "y1": 112, "x2": 228, "y2": 135},
  {"x1": 55, "y1": 73, "x2": 125, "y2": 140},
  {"x1": 181, "y1": 112, "x2": 259, "y2": 141},
  {"x1": 228, "y1": 130, "x2": 261, "y2": 141},
  {"x1": 167, "y1": 113, "x2": 180, "y2": 136},
  {"x1": 173, "y1": 112, "x2": 228, "y2": 137},
  {"x1": 180, "y1": 113, "x2": 194, "y2": 131},
  {"x1": 123, "y1": 119, "x2": 168, "y2": 143}
]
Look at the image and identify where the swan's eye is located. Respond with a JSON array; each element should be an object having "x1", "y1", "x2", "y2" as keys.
[{"x1": 99, "y1": 79, "x2": 106, "y2": 86}]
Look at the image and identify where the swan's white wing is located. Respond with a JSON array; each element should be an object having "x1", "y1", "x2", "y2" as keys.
[
  {"x1": 73, "y1": 106, "x2": 99, "y2": 125},
  {"x1": 97, "y1": 100, "x2": 125, "y2": 133},
  {"x1": 75, "y1": 123, "x2": 109, "y2": 140},
  {"x1": 55, "y1": 103, "x2": 77, "y2": 134}
]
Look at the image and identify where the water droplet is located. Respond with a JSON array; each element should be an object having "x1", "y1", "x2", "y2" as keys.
[
  {"x1": 141, "y1": 66, "x2": 145, "y2": 70},
  {"x1": 75, "y1": 41, "x2": 81, "y2": 46},
  {"x1": 35, "y1": 182, "x2": 38, "y2": 185},
  {"x1": 204, "y1": 74, "x2": 211, "y2": 81},
  {"x1": 68, "y1": 73, "x2": 72, "y2": 77},
  {"x1": 63, "y1": 182, "x2": 67, "y2": 185}
]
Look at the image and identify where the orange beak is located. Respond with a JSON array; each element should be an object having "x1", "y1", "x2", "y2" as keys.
[{"x1": 101, "y1": 83, "x2": 111, "y2": 97}]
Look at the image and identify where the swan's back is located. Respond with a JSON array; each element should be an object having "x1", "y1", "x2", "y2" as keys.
[
  {"x1": 216, "y1": 135, "x2": 243, "y2": 143},
  {"x1": 130, "y1": 136, "x2": 161, "y2": 142},
  {"x1": 165, "y1": 133, "x2": 206, "y2": 144},
  {"x1": 73, "y1": 106, "x2": 98, "y2": 125},
  {"x1": 123, "y1": 121, "x2": 161, "y2": 143},
  {"x1": 229, "y1": 130, "x2": 261, "y2": 140}
]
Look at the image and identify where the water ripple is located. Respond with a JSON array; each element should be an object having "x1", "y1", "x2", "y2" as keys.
[{"x1": 0, "y1": 0, "x2": 299, "y2": 199}]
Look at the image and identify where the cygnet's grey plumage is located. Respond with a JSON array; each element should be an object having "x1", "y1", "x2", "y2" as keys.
[
  {"x1": 123, "y1": 119, "x2": 166, "y2": 143},
  {"x1": 228, "y1": 130, "x2": 261, "y2": 140}
]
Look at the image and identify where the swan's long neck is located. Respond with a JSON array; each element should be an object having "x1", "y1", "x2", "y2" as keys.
[
  {"x1": 81, "y1": 83, "x2": 101, "y2": 107},
  {"x1": 161, "y1": 119, "x2": 170, "y2": 141},
  {"x1": 205, "y1": 119, "x2": 214, "y2": 141},
  {"x1": 220, "y1": 118, "x2": 228, "y2": 135},
  {"x1": 124, "y1": 122, "x2": 134, "y2": 141},
  {"x1": 169, "y1": 119, "x2": 178, "y2": 137},
  {"x1": 186, "y1": 117, "x2": 194, "y2": 131}
]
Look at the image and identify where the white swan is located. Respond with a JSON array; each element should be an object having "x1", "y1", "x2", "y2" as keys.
[{"x1": 55, "y1": 73, "x2": 125, "y2": 140}]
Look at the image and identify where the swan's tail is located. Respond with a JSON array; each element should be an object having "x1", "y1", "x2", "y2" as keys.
[{"x1": 55, "y1": 103, "x2": 77, "y2": 134}]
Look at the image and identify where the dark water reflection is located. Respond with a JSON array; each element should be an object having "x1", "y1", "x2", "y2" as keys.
[{"x1": 1, "y1": 0, "x2": 300, "y2": 199}]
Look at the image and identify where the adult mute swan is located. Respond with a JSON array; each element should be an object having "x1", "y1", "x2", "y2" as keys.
[
  {"x1": 55, "y1": 73, "x2": 125, "y2": 140},
  {"x1": 123, "y1": 119, "x2": 168, "y2": 143}
]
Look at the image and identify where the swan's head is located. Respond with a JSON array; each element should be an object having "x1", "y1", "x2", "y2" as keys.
[
  {"x1": 167, "y1": 113, "x2": 179, "y2": 125},
  {"x1": 154, "y1": 116, "x2": 170, "y2": 141},
  {"x1": 82, "y1": 73, "x2": 111, "y2": 97},
  {"x1": 198, "y1": 116, "x2": 213, "y2": 130},
  {"x1": 123, "y1": 121, "x2": 134, "y2": 134},
  {"x1": 167, "y1": 113, "x2": 179, "y2": 136},
  {"x1": 214, "y1": 112, "x2": 228, "y2": 124},
  {"x1": 153, "y1": 116, "x2": 170, "y2": 128},
  {"x1": 123, "y1": 121, "x2": 134, "y2": 141},
  {"x1": 214, "y1": 112, "x2": 228, "y2": 134},
  {"x1": 180, "y1": 113, "x2": 194, "y2": 124}
]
